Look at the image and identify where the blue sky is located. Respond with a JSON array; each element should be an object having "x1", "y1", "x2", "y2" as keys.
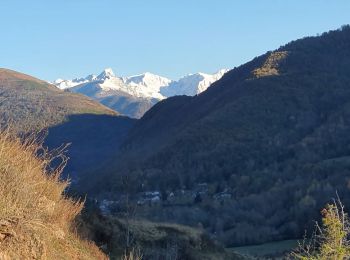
[{"x1": 1, "y1": 1, "x2": 349, "y2": 81}]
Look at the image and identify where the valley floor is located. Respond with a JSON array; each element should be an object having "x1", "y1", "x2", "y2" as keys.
[{"x1": 231, "y1": 239, "x2": 299, "y2": 258}]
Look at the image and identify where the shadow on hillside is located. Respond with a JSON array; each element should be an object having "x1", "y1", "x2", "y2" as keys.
[{"x1": 44, "y1": 114, "x2": 136, "y2": 185}]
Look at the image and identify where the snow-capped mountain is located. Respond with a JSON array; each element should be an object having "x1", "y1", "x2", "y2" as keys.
[
  {"x1": 54, "y1": 75, "x2": 97, "y2": 89},
  {"x1": 53, "y1": 68, "x2": 229, "y2": 118},
  {"x1": 124, "y1": 72, "x2": 172, "y2": 99},
  {"x1": 161, "y1": 69, "x2": 229, "y2": 97},
  {"x1": 97, "y1": 67, "x2": 115, "y2": 80}
]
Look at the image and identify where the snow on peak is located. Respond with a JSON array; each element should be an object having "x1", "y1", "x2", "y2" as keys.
[
  {"x1": 53, "y1": 78, "x2": 64, "y2": 84},
  {"x1": 161, "y1": 69, "x2": 229, "y2": 97},
  {"x1": 120, "y1": 73, "x2": 171, "y2": 99},
  {"x1": 97, "y1": 68, "x2": 115, "y2": 80},
  {"x1": 85, "y1": 74, "x2": 97, "y2": 81},
  {"x1": 53, "y1": 77, "x2": 90, "y2": 90},
  {"x1": 125, "y1": 73, "x2": 171, "y2": 89},
  {"x1": 53, "y1": 68, "x2": 229, "y2": 99}
]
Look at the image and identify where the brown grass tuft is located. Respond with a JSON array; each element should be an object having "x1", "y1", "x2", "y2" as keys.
[
  {"x1": 122, "y1": 248, "x2": 142, "y2": 260},
  {"x1": 0, "y1": 130, "x2": 107, "y2": 259}
]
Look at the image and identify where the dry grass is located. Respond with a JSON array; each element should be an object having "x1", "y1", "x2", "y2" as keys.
[
  {"x1": 0, "y1": 130, "x2": 107, "y2": 259},
  {"x1": 122, "y1": 248, "x2": 142, "y2": 260},
  {"x1": 252, "y1": 51, "x2": 288, "y2": 78}
]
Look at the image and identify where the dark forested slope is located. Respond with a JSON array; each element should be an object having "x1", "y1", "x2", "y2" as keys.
[{"x1": 88, "y1": 26, "x2": 350, "y2": 246}]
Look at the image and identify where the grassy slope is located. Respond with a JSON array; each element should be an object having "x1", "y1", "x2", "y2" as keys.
[
  {"x1": 0, "y1": 68, "x2": 116, "y2": 131},
  {"x1": 232, "y1": 239, "x2": 299, "y2": 258},
  {"x1": 0, "y1": 132, "x2": 106, "y2": 259},
  {"x1": 80, "y1": 212, "x2": 244, "y2": 260}
]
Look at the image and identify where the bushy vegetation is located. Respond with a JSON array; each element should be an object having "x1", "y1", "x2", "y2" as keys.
[
  {"x1": 292, "y1": 198, "x2": 350, "y2": 259},
  {"x1": 80, "y1": 208, "x2": 243, "y2": 260},
  {"x1": 87, "y1": 26, "x2": 350, "y2": 246},
  {"x1": 0, "y1": 130, "x2": 106, "y2": 259}
]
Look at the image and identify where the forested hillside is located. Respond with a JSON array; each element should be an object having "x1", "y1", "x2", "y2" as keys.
[{"x1": 87, "y1": 26, "x2": 350, "y2": 246}]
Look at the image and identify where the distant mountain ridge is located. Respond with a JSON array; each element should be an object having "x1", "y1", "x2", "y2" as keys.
[
  {"x1": 53, "y1": 68, "x2": 228, "y2": 118},
  {"x1": 0, "y1": 68, "x2": 115, "y2": 130}
]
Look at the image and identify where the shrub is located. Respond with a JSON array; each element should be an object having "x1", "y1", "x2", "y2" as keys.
[{"x1": 292, "y1": 197, "x2": 350, "y2": 259}]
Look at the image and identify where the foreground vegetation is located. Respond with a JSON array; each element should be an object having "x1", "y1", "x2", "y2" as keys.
[
  {"x1": 0, "y1": 131, "x2": 106, "y2": 259},
  {"x1": 292, "y1": 198, "x2": 350, "y2": 259}
]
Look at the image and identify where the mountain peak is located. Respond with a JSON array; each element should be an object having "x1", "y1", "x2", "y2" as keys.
[
  {"x1": 97, "y1": 68, "x2": 115, "y2": 80},
  {"x1": 160, "y1": 69, "x2": 229, "y2": 97},
  {"x1": 85, "y1": 74, "x2": 97, "y2": 81},
  {"x1": 143, "y1": 72, "x2": 155, "y2": 77},
  {"x1": 124, "y1": 72, "x2": 172, "y2": 91}
]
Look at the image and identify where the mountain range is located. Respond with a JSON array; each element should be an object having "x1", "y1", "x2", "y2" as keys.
[{"x1": 53, "y1": 69, "x2": 228, "y2": 118}]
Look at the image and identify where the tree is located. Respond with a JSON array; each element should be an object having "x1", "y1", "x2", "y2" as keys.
[{"x1": 292, "y1": 196, "x2": 350, "y2": 259}]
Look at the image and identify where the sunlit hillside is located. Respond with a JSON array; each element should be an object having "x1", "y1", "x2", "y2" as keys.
[{"x1": 0, "y1": 68, "x2": 116, "y2": 131}]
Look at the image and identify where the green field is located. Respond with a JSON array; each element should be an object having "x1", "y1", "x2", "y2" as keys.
[{"x1": 231, "y1": 239, "x2": 299, "y2": 258}]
